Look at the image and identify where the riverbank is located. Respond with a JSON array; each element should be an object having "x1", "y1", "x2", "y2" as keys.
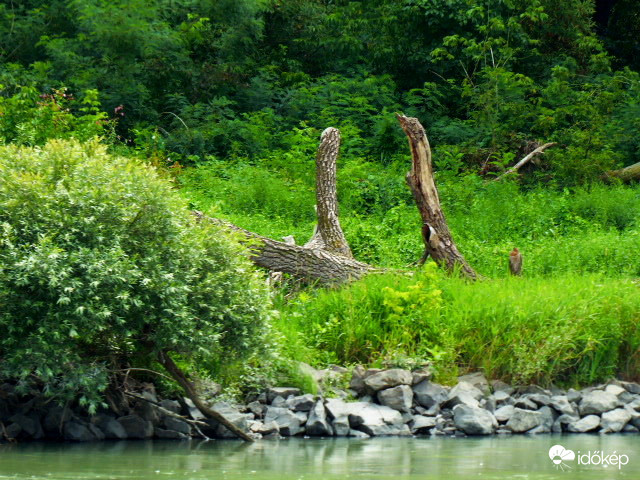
[{"x1": 1, "y1": 369, "x2": 639, "y2": 442}]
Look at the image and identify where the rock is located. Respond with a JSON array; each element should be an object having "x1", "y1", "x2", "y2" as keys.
[
  {"x1": 64, "y1": 421, "x2": 98, "y2": 442},
  {"x1": 518, "y1": 385, "x2": 550, "y2": 396},
  {"x1": 482, "y1": 396, "x2": 496, "y2": 413},
  {"x1": 493, "y1": 391, "x2": 513, "y2": 405},
  {"x1": 247, "y1": 401, "x2": 264, "y2": 417},
  {"x1": 506, "y1": 408, "x2": 542, "y2": 433},
  {"x1": 159, "y1": 399, "x2": 181, "y2": 414},
  {"x1": 163, "y1": 417, "x2": 191, "y2": 435},
  {"x1": 266, "y1": 387, "x2": 301, "y2": 404},
  {"x1": 452, "y1": 404, "x2": 496, "y2": 435},
  {"x1": 250, "y1": 420, "x2": 279, "y2": 435},
  {"x1": 549, "y1": 395, "x2": 577, "y2": 416},
  {"x1": 271, "y1": 396, "x2": 287, "y2": 408},
  {"x1": 306, "y1": 401, "x2": 332, "y2": 436},
  {"x1": 348, "y1": 429, "x2": 371, "y2": 438},
  {"x1": 348, "y1": 402, "x2": 404, "y2": 436},
  {"x1": 182, "y1": 398, "x2": 205, "y2": 421},
  {"x1": 491, "y1": 380, "x2": 515, "y2": 395},
  {"x1": 623, "y1": 424, "x2": 639, "y2": 433},
  {"x1": 155, "y1": 428, "x2": 189, "y2": 439},
  {"x1": 325, "y1": 398, "x2": 351, "y2": 436},
  {"x1": 377, "y1": 385, "x2": 413, "y2": 413},
  {"x1": 513, "y1": 397, "x2": 538, "y2": 410},
  {"x1": 579, "y1": 390, "x2": 619, "y2": 415},
  {"x1": 568, "y1": 415, "x2": 601, "y2": 433},
  {"x1": 411, "y1": 367, "x2": 433, "y2": 385},
  {"x1": 136, "y1": 391, "x2": 160, "y2": 424},
  {"x1": 566, "y1": 389, "x2": 582, "y2": 403},
  {"x1": 443, "y1": 382, "x2": 483, "y2": 409},
  {"x1": 363, "y1": 369, "x2": 412, "y2": 392},
  {"x1": 87, "y1": 423, "x2": 106, "y2": 441},
  {"x1": 604, "y1": 384, "x2": 626, "y2": 396},
  {"x1": 413, "y1": 381, "x2": 448, "y2": 409},
  {"x1": 117, "y1": 415, "x2": 154, "y2": 439},
  {"x1": 494, "y1": 405, "x2": 515, "y2": 423},
  {"x1": 210, "y1": 403, "x2": 249, "y2": 438},
  {"x1": 618, "y1": 381, "x2": 640, "y2": 395},
  {"x1": 600, "y1": 408, "x2": 631, "y2": 433},
  {"x1": 9, "y1": 413, "x2": 43, "y2": 439},
  {"x1": 349, "y1": 365, "x2": 368, "y2": 396},
  {"x1": 4, "y1": 423, "x2": 21, "y2": 439},
  {"x1": 411, "y1": 415, "x2": 437, "y2": 434},
  {"x1": 530, "y1": 406, "x2": 556, "y2": 434},
  {"x1": 293, "y1": 411, "x2": 308, "y2": 425},
  {"x1": 528, "y1": 394, "x2": 552, "y2": 407},
  {"x1": 43, "y1": 406, "x2": 72, "y2": 435},
  {"x1": 457, "y1": 372, "x2": 490, "y2": 396},
  {"x1": 93, "y1": 414, "x2": 127, "y2": 440},
  {"x1": 286, "y1": 394, "x2": 316, "y2": 412},
  {"x1": 264, "y1": 406, "x2": 302, "y2": 436}
]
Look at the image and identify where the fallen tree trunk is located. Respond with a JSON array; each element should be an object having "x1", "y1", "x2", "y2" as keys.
[
  {"x1": 195, "y1": 212, "x2": 375, "y2": 284},
  {"x1": 157, "y1": 350, "x2": 254, "y2": 442},
  {"x1": 607, "y1": 161, "x2": 640, "y2": 182},
  {"x1": 494, "y1": 142, "x2": 557, "y2": 181},
  {"x1": 396, "y1": 114, "x2": 478, "y2": 280}
]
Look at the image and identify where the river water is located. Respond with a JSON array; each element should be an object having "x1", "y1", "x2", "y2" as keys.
[{"x1": 0, "y1": 435, "x2": 638, "y2": 479}]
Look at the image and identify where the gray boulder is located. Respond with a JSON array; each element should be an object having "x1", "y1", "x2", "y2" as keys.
[
  {"x1": 568, "y1": 415, "x2": 600, "y2": 433},
  {"x1": 413, "y1": 381, "x2": 448, "y2": 409},
  {"x1": 264, "y1": 406, "x2": 302, "y2": 436},
  {"x1": 266, "y1": 387, "x2": 301, "y2": 404},
  {"x1": 159, "y1": 399, "x2": 181, "y2": 414},
  {"x1": 210, "y1": 403, "x2": 249, "y2": 438},
  {"x1": 493, "y1": 391, "x2": 513, "y2": 405},
  {"x1": 348, "y1": 402, "x2": 404, "y2": 436},
  {"x1": 579, "y1": 390, "x2": 619, "y2": 415},
  {"x1": 411, "y1": 367, "x2": 433, "y2": 385},
  {"x1": 457, "y1": 372, "x2": 490, "y2": 396},
  {"x1": 286, "y1": 394, "x2": 316, "y2": 412},
  {"x1": 306, "y1": 401, "x2": 332, "y2": 436},
  {"x1": 549, "y1": 395, "x2": 577, "y2": 416},
  {"x1": 118, "y1": 415, "x2": 154, "y2": 439},
  {"x1": 9, "y1": 413, "x2": 43, "y2": 439},
  {"x1": 363, "y1": 369, "x2": 412, "y2": 392},
  {"x1": 443, "y1": 382, "x2": 483, "y2": 409},
  {"x1": 164, "y1": 417, "x2": 191, "y2": 435},
  {"x1": 494, "y1": 405, "x2": 515, "y2": 423},
  {"x1": 566, "y1": 389, "x2": 582, "y2": 403},
  {"x1": 600, "y1": 408, "x2": 631, "y2": 433},
  {"x1": 182, "y1": 398, "x2": 205, "y2": 421},
  {"x1": 249, "y1": 420, "x2": 279, "y2": 435},
  {"x1": 506, "y1": 408, "x2": 542, "y2": 433},
  {"x1": 452, "y1": 404, "x2": 496, "y2": 435},
  {"x1": 5, "y1": 423, "x2": 22, "y2": 439},
  {"x1": 348, "y1": 429, "x2": 371, "y2": 438},
  {"x1": 513, "y1": 396, "x2": 538, "y2": 410},
  {"x1": 527, "y1": 406, "x2": 555, "y2": 434},
  {"x1": 377, "y1": 385, "x2": 413, "y2": 413},
  {"x1": 93, "y1": 414, "x2": 127, "y2": 440},
  {"x1": 154, "y1": 428, "x2": 189, "y2": 439},
  {"x1": 325, "y1": 398, "x2": 351, "y2": 436},
  {"x1": 491, "y1": 380, "x2": 515, "y2": 395},
  {"x1": 410, "y1": 415, "x2": 437, "y2": 434},
  {"x1": 64, "y1": 421, "x2": 100, "y2": 442},
  {"x1": 271, "y1": 396, "x2": 287, "y2": 408}
]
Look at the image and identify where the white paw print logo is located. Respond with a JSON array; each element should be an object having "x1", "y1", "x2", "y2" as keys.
[{"x1": 549, "y1": 445, "x2": 576, "y2": 472}]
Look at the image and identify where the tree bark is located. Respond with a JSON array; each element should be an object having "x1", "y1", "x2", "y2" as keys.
[
  {"x1": 304, "y1": 128, "x2": 352, "y2": 257},
  {"x1": 157, "y1": 350, "x2": 254, "y2": 442},
  {"x1": 195, "y1": 212, "x2": 375, "y2": 284},
  {"x1": 396, "y1": 114, "x2": 478, "y2": 280},
  {"x1": 494, "y1": 142, "x2": 557, "y2": 181},
  {"x1": 607, "y1": 161, "x2": 640, "y2": 182}
]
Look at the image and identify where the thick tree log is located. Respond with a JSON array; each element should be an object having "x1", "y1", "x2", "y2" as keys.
[
  {"x1": 157, "y1": 350, "x2": 254, "y2": 442},
  {"x1": 304, "y1": 128, "x2": 352, "y2": 257},
  {"x1": 195, "y1": 212, "x2": 375, "y2": 284},
  {"x1": 607, "y1": 161, "x2": 640, "y2": 182},
  {"x1": 494, "y1": 142, "x2": 557, "y2": 181},
  {"x1": 396, "y1": 114, "x2": 478, "y2": 280}
]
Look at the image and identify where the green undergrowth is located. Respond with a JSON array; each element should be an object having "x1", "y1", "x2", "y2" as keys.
[{"x1": 274, "y1": 269, "x2": 640, "y2": 388}]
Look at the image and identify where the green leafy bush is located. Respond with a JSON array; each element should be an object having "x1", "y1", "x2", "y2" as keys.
[{"x1": 0, "y1": 140, "x2": 270, "y2": 411}]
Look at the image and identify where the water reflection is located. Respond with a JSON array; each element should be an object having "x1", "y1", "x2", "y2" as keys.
[{"x1": 0, "y1": 434, "x2": 638, "y2": 479}]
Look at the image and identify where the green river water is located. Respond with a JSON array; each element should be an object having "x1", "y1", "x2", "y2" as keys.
[{"x1": 0, "y1": 435, "x2": 638, "y2": 479}]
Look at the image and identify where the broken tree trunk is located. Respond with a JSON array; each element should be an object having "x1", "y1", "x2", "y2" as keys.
[
  {"x1": 157, "y1": 350, "x2": 254, "y2": 442},
  {"x1": 396, "y1": 114, "x2": 478, "y2": 280},
  {"x1": 304, "y1": 127, "x2": 353, "y2": 257},
  {"x1": 494, "y1": 142, "x2": 557, "y2": 181},
  {"x1": 195, "y1": 212, "x2": 375, "y2": 284},
  {"x1": 607, "y1": 161, "x2": 640, "y2": 182}
]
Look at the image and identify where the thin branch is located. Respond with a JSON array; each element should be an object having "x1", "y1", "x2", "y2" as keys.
[{"x1": 494, "y1": 142, "x2": 557, "y2": 181}]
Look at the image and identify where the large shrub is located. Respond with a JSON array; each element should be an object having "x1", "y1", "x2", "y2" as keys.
[{"x1": 0, "y1": 140, "x2": 270, "y2": 411}]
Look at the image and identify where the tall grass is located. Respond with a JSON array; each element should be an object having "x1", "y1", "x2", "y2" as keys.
[{"x1": 276, "y1": 271, "x2": 640, "y2": 387}]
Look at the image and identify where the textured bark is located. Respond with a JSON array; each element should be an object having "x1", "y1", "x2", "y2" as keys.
[
  {"x1": 157, "y1": 350, "x2": 254, "y2": 442},
  {"x1": 195, "y1": 212, "x2": 375, "y2": 284},
  {"x1": 396, "y1": 114, "x2": 478, "y2": 280},
  {"x1": 304, "y1": 128, "x2": 352, "y2": 257},
  {"x1": 494, "y1": 142, "x2": 557, "y2": 181},
  {"x1": 607, "y1": 161, "x2": 640, "y2": 182}
]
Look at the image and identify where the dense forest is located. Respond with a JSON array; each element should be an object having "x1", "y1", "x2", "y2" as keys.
[{"x1": 1, "y1": 0, "x2": 640, "y2": 410}]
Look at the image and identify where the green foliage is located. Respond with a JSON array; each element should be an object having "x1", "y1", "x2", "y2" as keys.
[
  {"x1": 0, "y1": 140, "x2": 270, "y2": 411},
  {"x1": 278, "y1": 272, "x2": 640, "y2": 386}
]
